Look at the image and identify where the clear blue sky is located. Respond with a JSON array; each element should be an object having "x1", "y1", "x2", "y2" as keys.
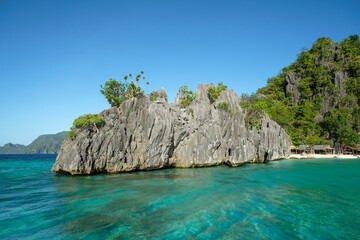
[{"x1": 0, "y1": 0, "x2": 359, "y2": 146}]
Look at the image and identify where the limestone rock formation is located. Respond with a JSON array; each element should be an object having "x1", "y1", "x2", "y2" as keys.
[
  {"x1": 285, "y1": 72, "x2": 301, "y2": 106},
  {"x1": 334, "y1": 70, "x2": 348, "y2": 97},
  {"x1": 150, "y1": 87, "x2": 168, "y2": 102},
  {"x1": 52, "y1": 84, "x2": 291, "y2": 174}
]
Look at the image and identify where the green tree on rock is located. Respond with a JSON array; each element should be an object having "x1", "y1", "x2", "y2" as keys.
[
  {"x1": 100, "y1": 71, "x2": 148, "y2": 107},
  {"x1": 179, "y1": 85, "x2": 197, "y2": 108},
  {"x1": 207, "y1": 83, "x2": 227, "y2": 103}
]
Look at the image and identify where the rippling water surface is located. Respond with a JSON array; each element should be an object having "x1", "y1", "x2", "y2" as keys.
[{"x1": 0, "y1": 154, "x2": 359, "y2": 239}]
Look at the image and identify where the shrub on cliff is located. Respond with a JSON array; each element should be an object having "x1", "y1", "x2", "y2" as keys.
[
  {"x1": 66, "y1": 130, "x2": 77, "y2": 140},
  {"x1": 73, "y1": 114, "x2": 104, "y2": 127},
  {"x1": 207, "y1": 83, "x2": 227, "y2": 103},
  {"x1": 149, "y1": 94, "x2": 157, "y2": 101},
  {"x1": 217, "y1": 102, "x2": 233, "y2": 116},
  {"x1": 66, "y1": 114, "x2": 104, "y2": 140},
  {"x1": 100, "y1": 71, "x2": 148, "y2": 107},
  {"x1": 179, "y1": 85, "x2": 197, "y2": 108}
]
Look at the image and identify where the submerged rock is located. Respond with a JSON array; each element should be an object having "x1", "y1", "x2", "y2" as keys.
[{"x1": 52, "y1": 84, "x2": 291, "y2": 174}]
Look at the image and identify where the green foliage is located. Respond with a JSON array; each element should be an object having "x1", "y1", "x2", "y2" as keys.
[
  {"x1": 66, "y1": 130, "x2": 77, "y2": 140},
  {"x1": 340, "y1": 35, "x2": 360, "y2": 59},
  {"x1": 100, "y1": 71, "x2": 148, "y2": 107},
  {"x1": 240, "y1": 95, "x2": 264, "y2": 130},
  {"x1": 217, "y1": 102, "x2": 233, "y2": 117},
  {"x1": 179, "y1": 85, "x2": 197, "y2": 108},
  {"x1": 344, "y1": 56, "x2": 360, "y2": 96},
  {"x1": 207, "y1": 83, "x2": 227, "y2": 103},
  {"x1": 240, "y1": 35, "x2": 360, "y2": 146},
  {"x1": 320, "y1": 104, "x2": 360, "y2": 146},
  {"x1": 73, "y1": 114, "x2": 104, "y2": 127},
  {"x1": 188, "y1": 107, "x2": 194, "y2": 118},
  {"x1": 99, "y1": 79, "x2": 126, "y2": 108},
  {"x1": 0, "y1": 131, "x2": 68, "y2": 154},
  {"x1": 67, "y1": 114, "x2": 104, "y2": 140},
  {"x1": 320, "y1": 118, "x2": 360, "y2": 146},
  {"x1": 306, "y1": 135, "x2": 332, "y2": 146},
  {"x1": 149, "y1": 95, "x2": 157, "y2": 101}
]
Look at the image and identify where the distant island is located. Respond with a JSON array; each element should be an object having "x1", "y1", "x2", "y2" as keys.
[{"x1": 0, "y1": 131, "x2": 68, "y2": 154}]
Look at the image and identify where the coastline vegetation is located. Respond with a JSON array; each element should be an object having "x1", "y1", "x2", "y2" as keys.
[{"x1": 240, "y1": 35, "x2": 360, "y2": 147}]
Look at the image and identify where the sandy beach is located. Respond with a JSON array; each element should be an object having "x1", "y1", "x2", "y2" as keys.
[{"x1": 288, "y1": 154, "x2": 359, "y2": 159}]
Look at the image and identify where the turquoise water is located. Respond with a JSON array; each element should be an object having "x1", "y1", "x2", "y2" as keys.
[{"x1": 0, "y1": 155, "x2": 359, "y2": 239}]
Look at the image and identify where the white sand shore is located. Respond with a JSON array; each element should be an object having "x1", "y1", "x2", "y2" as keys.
[{"x1": 288, "y1": 154, "x2": 359, "y2": 159}]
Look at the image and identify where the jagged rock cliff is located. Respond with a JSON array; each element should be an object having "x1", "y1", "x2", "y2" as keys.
[{"x1": 52, "y1": 84, "x2": 291, "y2": 174}]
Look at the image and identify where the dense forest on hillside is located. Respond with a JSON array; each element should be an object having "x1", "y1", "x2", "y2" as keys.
[
  {"x1": 0, "y1": 131, "x2": 67, "y2": 154},
  {"x1": 241, "y1": 35, "x2": 360, "y2": 148}
]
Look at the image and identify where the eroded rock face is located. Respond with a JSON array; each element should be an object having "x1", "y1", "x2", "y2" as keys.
[
  {"x1": 285, "y1": 72, "x2": 301, "y2": 106},
  {"x1": 52, "y1": 84, "x2": 291, "y2": 174},
  {"x1": 334, "y1": 70, "x2": 348, "y2": 97},
  {"x1": 150, "y1": 88, "x2": 168, "y2": 102}
]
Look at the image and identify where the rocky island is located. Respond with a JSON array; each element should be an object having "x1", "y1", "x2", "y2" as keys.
[
  {"x1": 52, "y1": 83, "x2": 290, "y2": 175},
  {"x1": 52, "y1": 35, "x2": 360, "y2": 175}
]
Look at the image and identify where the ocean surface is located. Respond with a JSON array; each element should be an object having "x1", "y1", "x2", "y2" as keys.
[{"x1": 0, "y1": 154, "x2": 359, "y2": 239}]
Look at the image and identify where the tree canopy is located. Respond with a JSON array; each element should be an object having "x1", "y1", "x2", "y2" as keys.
[
  {"x1": 240, "y1": 35, "x2": 360, "y2": 147},
  {"x1": 179, "y1": 85, "x2": 197, "y2": 108},
  {"x1": 100, "y1": 71, "x2": 148, "y2": 108},
  {"x1": 207, "y1": 83, "x2": 227, "y2": 103}
]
